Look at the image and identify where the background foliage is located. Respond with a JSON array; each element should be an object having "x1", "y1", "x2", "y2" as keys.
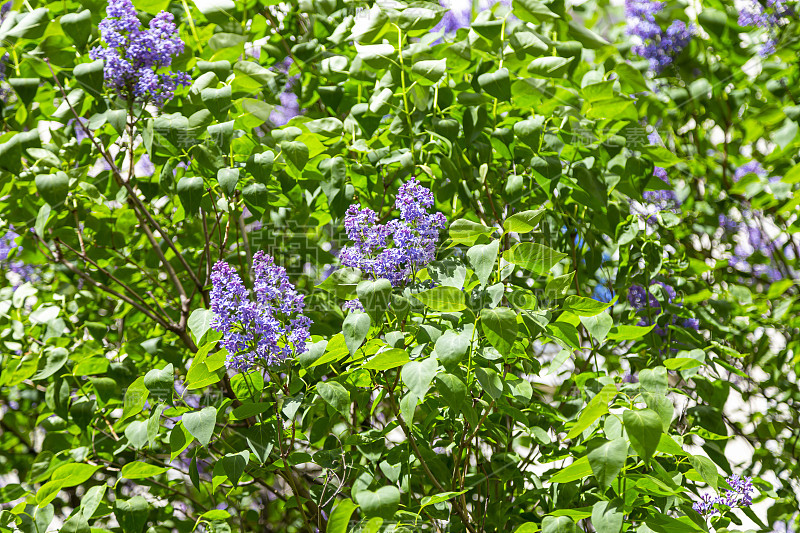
[{"x1": 0, "y1": 0, "x2": 799, "y2": 531}]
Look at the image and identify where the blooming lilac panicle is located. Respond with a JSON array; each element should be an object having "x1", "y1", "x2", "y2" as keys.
[
  {"x1": 734, "y1": 160, "x2": 767, "y2": 182},
  {"x1": 631, "y1": 167, "x2": 681, "y2": 226},
  {"x1": 90, "y1": 0, "x2": 191, "y2": 107},
  {"x1": 694, "y1": 474, "x2": 754, "y2": 516},
  {"x1": 693, "y1": 493, "x2": 719, "y2": 516},
  {"x1": 738, "y1": 0, "x2": 792, "y2": 56},
  {"x1": 1, "y1": 228, "x2": 38, "y2": 287},
  {"x1": 433, "y1": 0, "x2": 512, "y2": 34},
  {"x1": 721, "y1": 474, "x2": 754, "y2": 507},
  {"x1": 625, "y1": 0, "x2": 693, "y2": 73},
  {"x1": 339, "y1": 179, "x2": 447, "y2": 286},
  {"x1": 210, "y1": 251, "x2": 311, "y2": 371},
  {"x1": 719, "y1": 214, "x2": 740, "y2": 233},
  {"x1": 343, "y1": 299, "x2": 364, "y2": 312}
]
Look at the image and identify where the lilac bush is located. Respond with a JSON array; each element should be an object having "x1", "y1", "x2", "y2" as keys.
[
  {"x1": 90, "y1": 0, "x2": 191, "y2": 107},
  {"x1": 210, "y1": 251, "x2": 311, "y2": 371}
]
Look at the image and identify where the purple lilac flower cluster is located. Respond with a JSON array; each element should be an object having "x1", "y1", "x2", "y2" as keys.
[
  {"x1": 733, "y1": 160, "x2": 767, "y2": 182},
  {"x1": 210, "y1": 251, "x2": 312, "y2": 371},
  {"x1": 739, "y1": 0, "x2": 792, "y2": 56},
  {"x1": 628, "y1": 281, "x2": 698, "y2": 334},
  {"x1": 722, "y1": 209, "x2": 790, "y2": 282},
  {"x1": 339, "y1": 179, "x2": 447, "y2": 287},
  {"x1": 270, "y1": 58, "x2": 301, "y2": 126},
  {"x1": 90, "y1": 0, "x2": 191, "y2": 107},
  {"x1": 630, "y1": 167, "x2": 682, "y2": 226},
  {"x1": 625, "y1": 0, "x2": 693, "y2": 73},
  {"x1": 694, "y1": 474, "x2": 755, "y2": 516},
  {"x1": 343, "y1": 299, "x2": 364, "y2": 312},
  {"x1": 433, "y1": 0, "x2": 512, "y2": 34},
  {"x1": 1, "y1": 228, "x2": 38, "y2": 287}
]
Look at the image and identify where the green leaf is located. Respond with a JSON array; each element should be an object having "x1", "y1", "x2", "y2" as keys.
[
  {"x1": 545, "y1": 272, "x2": 575, "y2": 300},
  {"x1": 591, "y1": 500, "x2": 623, "y2": 533},
  {"x1": 362, "y1": 348, "x2": 410, "y2": 371},
  {"x1": 563, "y1": 295, "x2": 612, "y2": 317},
  {"x1": 32, "y1": 347, "x2": 68, "y2": 381},
  {"x1": 467, "y1": 240, "x2": 500, "y2": 286},
  {"x1": 481, "y1": 307, "x2": 518, "y2": 354},
  {"x1": 246, "y1": 151, "x2": 274, "y2": 183},
  {"x1": 355, "y1": 486, "x2": 400, "y2": 520},
  {"x1": 401, "y1": 356, "x2": 438, "y2": 398},
  {"x1": 115, "y1": 496, "x2": 149, "y2": 533},
  {"x1": 614, "y1": 62, "x2": 648, "y2": 93},
  {"x1": 513, "y1": 0, "x2": 558, "y2": 23},
  {"x1": 549, "y1": 456, "x2": 592, "y2": 483},
  {"x1": 221, "y1": 450, "x2": 250, "y2": 486},
  {"x1": 35, "y1": 172, "x2": 70, "y2": 206},
  {"x1": 503, "y1": 243, "x2": 568, "y2": 275},
  {"x1": 413, "y1": 286, "x2": 466, "y2": 312},
  {"x1": 201, "y1": 85, "x2": 231, "y2": 121},
  {"x1": 475, "y1": 367, "x2": 504, "y2": 400},
  {"x1": 6, "y1": 8, "x2": 50, "y2": 39},
  {"x1": 587, "y1": 438, "x2": 628, "y2": 489},
  {"x1": 449, "y1": 219, "x2": 495, "y2": 245},
  {"x1": 639, "y1": 366, "x2": 668, "y2": 394},
  {"x1": 317, "y1": 267, "x2": 362, "y2": 299},
  {"x1": 342, "y1": 312, "x2": 371, "y2": 355},
  {"x1": 579, "y1": 313, "x2": 613, "y2": 342},
  {"x1": 120, "y1": 462, "x2": 168, "y2": 480},
  {"x1": 60, "y1": 10, "x2": 91, "y2": 46},
  {"x1": 688, "y1": 455, "x2": 719, "y2": 491},
  {"x1": 398, "y1": 7, "x2": 440, "y2": 34},
  {"x1": 567, "y1": 383, "x2": 616, "y2": 439},
  {"x1": 567, "y1": 20, "x2": 609, "y2": 48},
  {"x1": 436, "y1": 373, "x2": 467, "y2": 411},
  {"x1": 412, "y1": 59, "x2": 446, "y2": 84},
  {"x1": 183, "y1": 406, "x2": 217, "y2": 447},
  {"x1": 504, "y1": 209, "x2": 546, "y2": 234},
  {"x1": 143, "y1": 363, "x2": 174, "y2": 400},
  {"x1": 122, "y1": 377, "x2": 149, "y2": 421},
  {"x1": 306, "y1": 117, "x2": 344, "y2": 137},
  {"x1": 188, "y1": 309, "x2": 214, "y2": 342},
  {"x1": 607, "y1": 324, "x2": 654, "y2": 340},
  {"x1": 542, "y1": 516, "x2": 577, "y2": 533},
  {"x1": 587, "y1": 97, "x2": 637, "y2": 121},
  {"x1": 357, "y1": 279, "x2": 392, "y2": 323},
  {"x1": 514, "y1": 117, "x2": 545, "y2": 148},
  {"x1": 622, "y1": 409, "x2": 662, "y2": 464},
  {"x1": 170, "y1": 424, "x2": 194, "y2": 460},
  {"x1": 434, "y1": 330, "x2": 471, "y2": 368},
  {"x1": 528, "y1": 57, "x2": 573, "y2": 78},
  {"x1": 317, "y1": 381, "x2": 351, "y2": 418},
  {"x1": 176, "y1": 176, "x2": 204, "y2": 214},
  {"x1": 73, "y1": 60, "x2": 104, "y2": 98},
  {"x1": 478, "y1": 68, "x2": 511, "y2": 101},
  {"x1": 217, "y1": 168, "x2": 239, "y2": 196},
  {"x1": 243, "y1": 423, "x2": 276, "y2": 463},
  {"x1": 327, "y1": 498, "x2": 358, "y2": 533},
  {"x1": 52, "y1": 463, "x2": 101, "y2": 487},
  {"x1": 281, "y1": 140, "x2": 309, "y2": 170}
]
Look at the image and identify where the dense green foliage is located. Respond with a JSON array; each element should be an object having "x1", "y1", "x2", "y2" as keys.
[{"x1": 1, "y1": 0, "x2": 800, "y2": 532}]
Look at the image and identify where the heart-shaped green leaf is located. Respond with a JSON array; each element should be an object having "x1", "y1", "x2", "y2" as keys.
[{"x1": 183, "y1": 406, "x2": 217, "y2": 447}]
